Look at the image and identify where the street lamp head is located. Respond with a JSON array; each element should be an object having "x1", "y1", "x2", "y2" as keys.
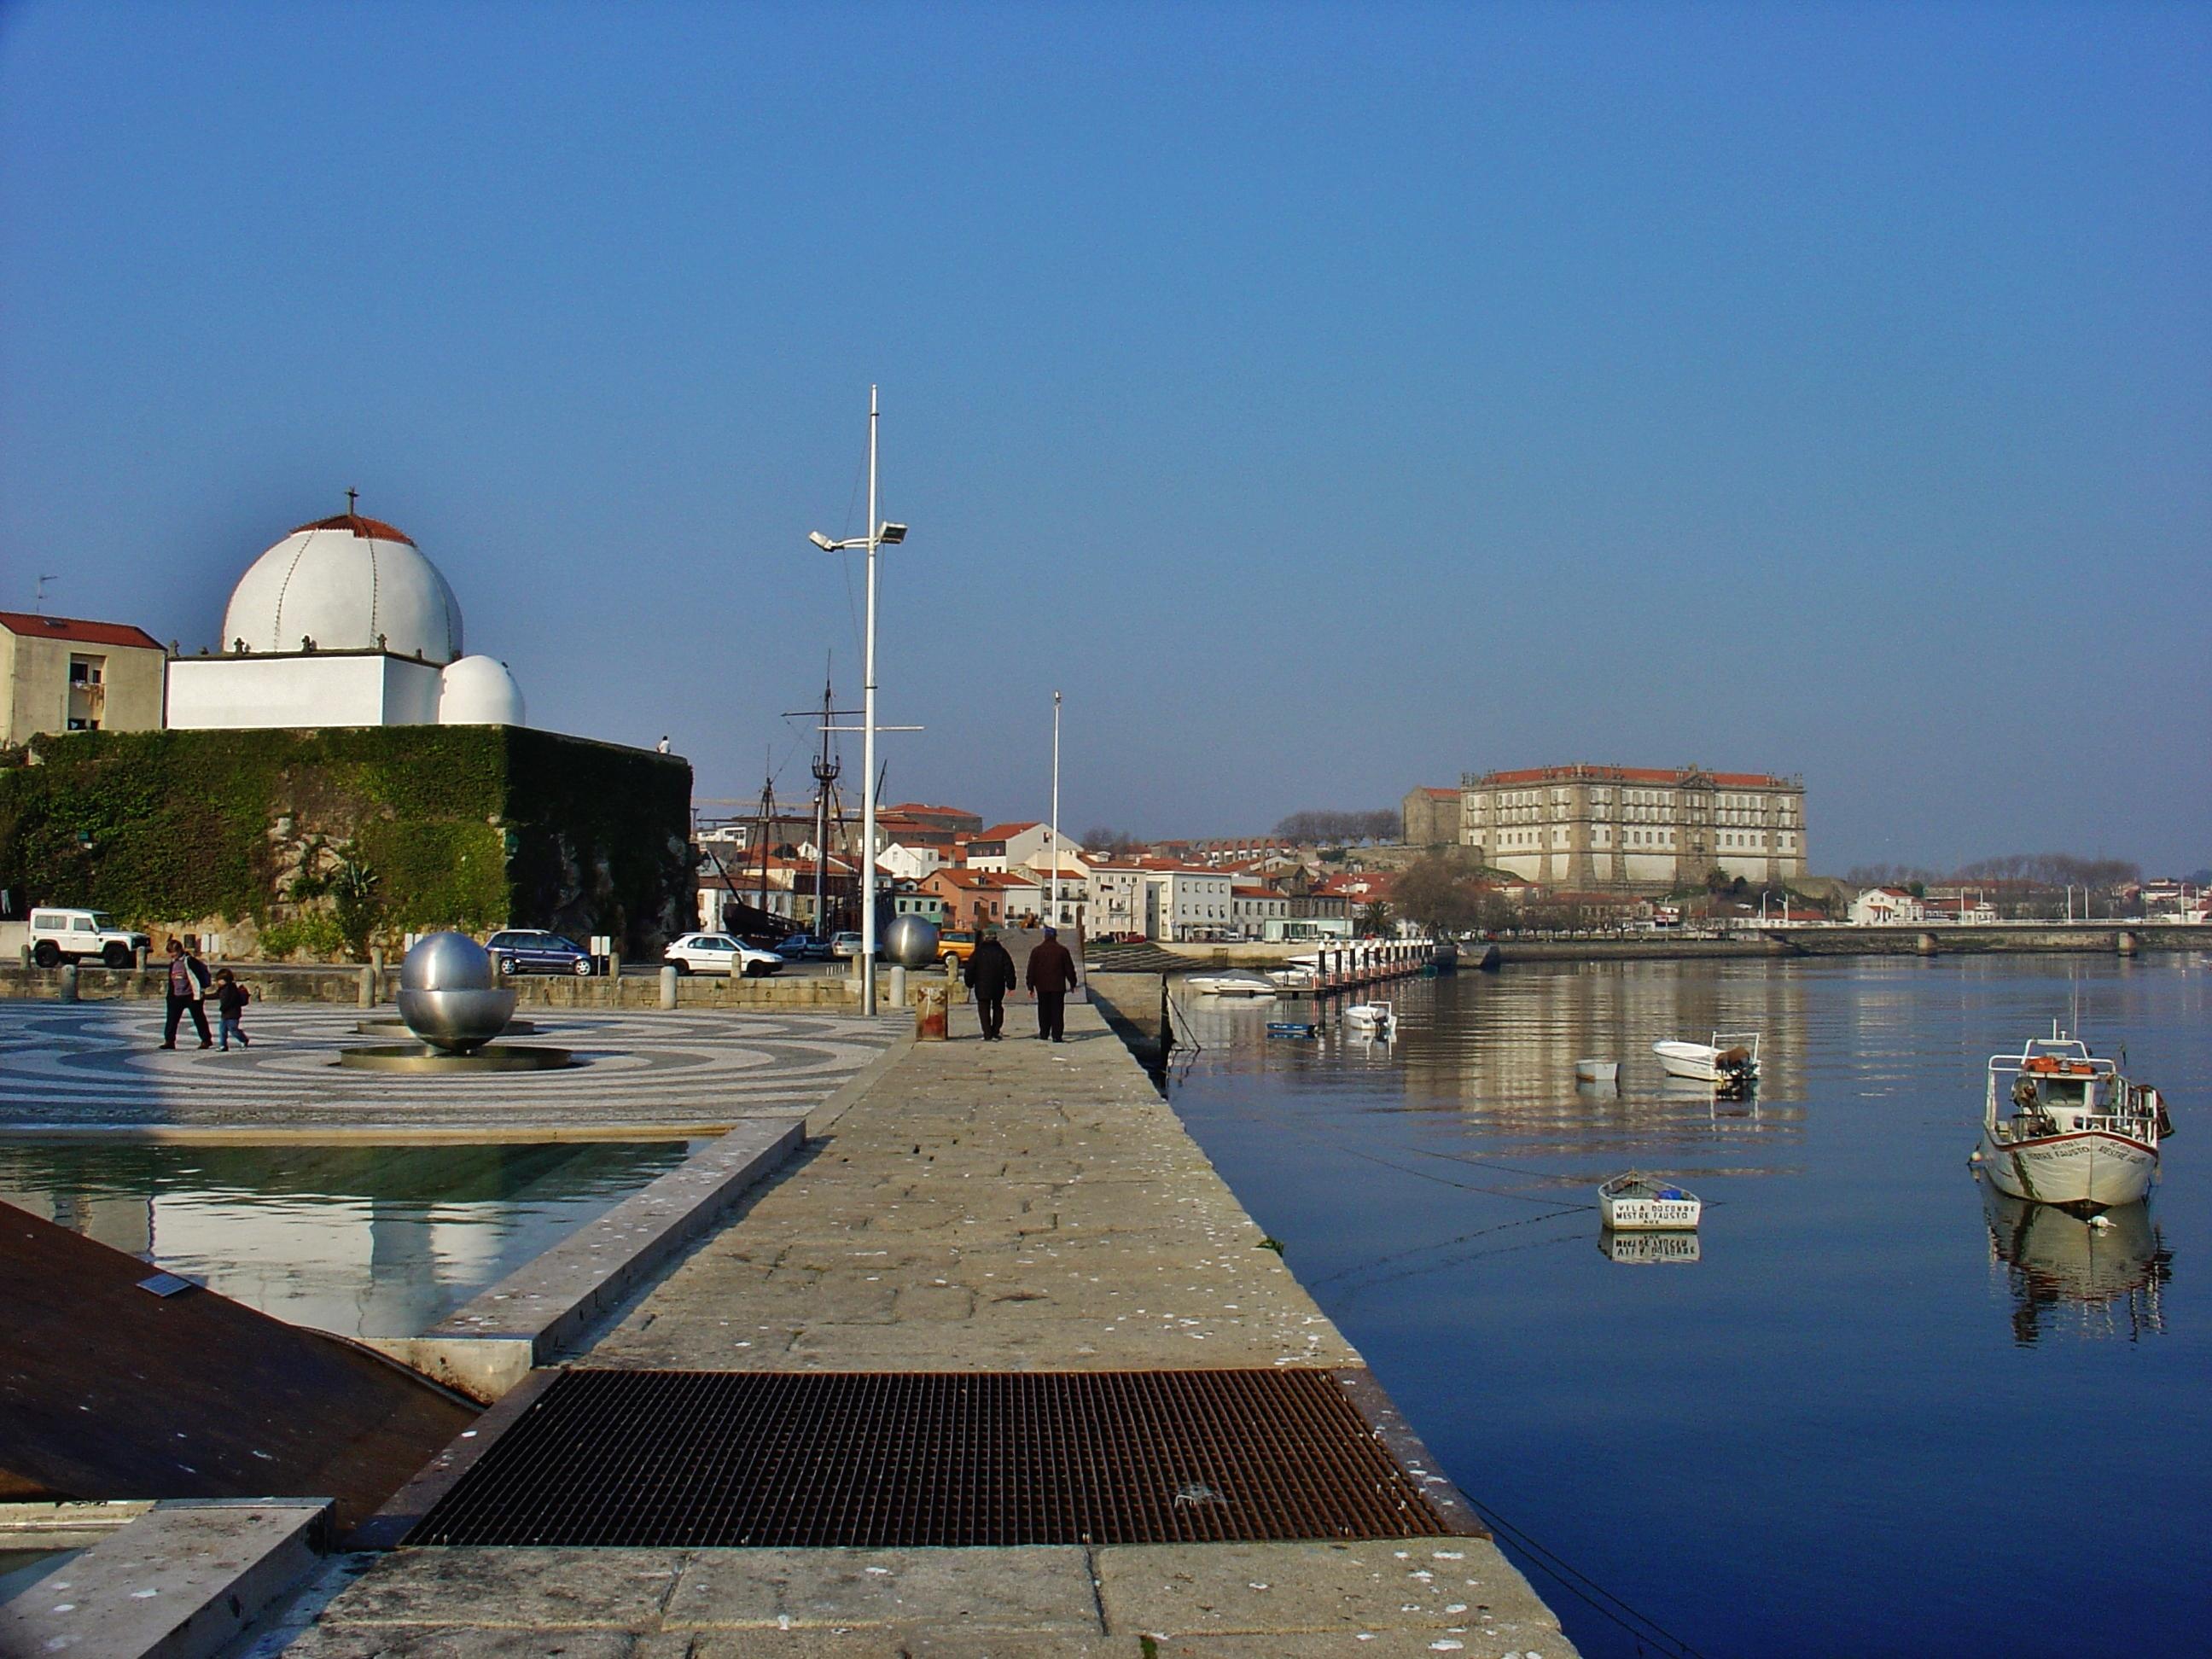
[
  {"x1": 807, "y1": 530, "x2": 836, "y2": 552},
  {"x1": 876, "y1": 521, "x2": 908, "y2": 544}
]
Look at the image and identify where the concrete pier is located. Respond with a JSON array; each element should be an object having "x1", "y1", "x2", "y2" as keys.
[{"x1": 281, "y1": 1001, "x2": 1579, "y2": 1656}]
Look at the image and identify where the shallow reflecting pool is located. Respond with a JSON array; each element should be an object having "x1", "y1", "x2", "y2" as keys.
[
  {"x1": 0, "y1": 1138, "x2": 703, "y2": 1338},
  {"x1": 1169, "y1": 956, "x2": 2211, "y2": 1657}
]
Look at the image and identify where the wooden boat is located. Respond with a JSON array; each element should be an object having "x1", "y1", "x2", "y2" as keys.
[
  {"x1": 1266, "y1": 1020, "x2": 1318, "y2": 1039},
  {"x1": 1975, "y1": 1024, "x2": 2168, "y2": 1214},
  {"x1": 1598, "y1": 1171, "x2": 1703, "y2": 1231}
]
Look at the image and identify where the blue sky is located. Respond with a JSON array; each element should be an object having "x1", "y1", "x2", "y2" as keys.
[{"x1": 3, "y1": 3, "x2": 2205, "y2": 871}]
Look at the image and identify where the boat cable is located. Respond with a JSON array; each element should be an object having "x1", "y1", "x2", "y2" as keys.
[{"x1": 1464, "y1": 1493, "x2": 1709, "y2": 1659}]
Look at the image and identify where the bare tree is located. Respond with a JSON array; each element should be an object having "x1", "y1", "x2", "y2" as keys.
[
  {"x1": 1275, "y1": 808, "x2": 1403, "y2": 846},
  {"x1": 1079, "y1": 826, "x2": 1142, "y2": 855}
]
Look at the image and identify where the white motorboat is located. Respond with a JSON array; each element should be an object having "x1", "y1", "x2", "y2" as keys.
[
  {"x1": 1975, "y1": 1025, "x2": 2168, "y2": 1214},
  {"x1": 1342, "y1": 1000, "x2": 1394, "y2": 1033},
  {"x1": 1575, "y1": 1058, "x2": 1620, "y2": 1086},
  {"x1": 1183, "y1": 971, "x2": 1277, "y2": 998},
  {"x1": 1598, "y1": 1171, "x2": 1703, "y2": 1231},
  {"x1": 1653, "y1": 1031, "x2": 1761, "y2": 1092}
]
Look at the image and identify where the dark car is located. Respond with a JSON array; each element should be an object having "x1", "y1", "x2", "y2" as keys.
[
  {"x1": 776, "y1": 934, "x2": 834, "y2": 962},
  {"x1": 486, "y1": 929, "x2": 595, "y2": 976}
]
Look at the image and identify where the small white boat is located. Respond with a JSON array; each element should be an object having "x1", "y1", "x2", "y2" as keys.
[
  {"x1": 1653, "y1": 1031, "x2": 1761, "y2": 1092},
  {"x1": 1975, "y1": 1024, "x2": 2168, "y2": 1214},
  {"x1": 1342, "y1": 1000, "x2": 1394, "y2": 1033},
  {"x1": 1598, "y1": 1171, "x2": 1703, "y2": 1231},
  {"x1": 1184, "y1": 971, "x2": 1277, "y2": 998},
  {"x1": 1575, "y1": 1058, "x2": 1620, "y2": 1086},
  {"x1": 1267, "y1": 965, "x2": 1318, "y2": 992}
]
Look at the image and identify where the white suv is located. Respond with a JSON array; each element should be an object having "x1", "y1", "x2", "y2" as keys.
[{"x1": 29, "y1": 908, "x2": 151, "y2": 969}]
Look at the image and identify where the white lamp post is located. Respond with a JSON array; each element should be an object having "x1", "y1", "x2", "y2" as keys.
[
  {"x1": 808, "y1": 385, "x2": 911, "y2": 1016},
  {"x1": 1050, "y1": 690, "x2": 1062, "y2": 928}
]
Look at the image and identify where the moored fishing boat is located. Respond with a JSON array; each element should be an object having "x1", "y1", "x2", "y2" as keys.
[
  {"x1": 1975, "y1": 1024, "x2": 2169, "y2": 1214},
  {"x1": 1342, "y1": 1000, "x2": 1394, "y2": 1034}
]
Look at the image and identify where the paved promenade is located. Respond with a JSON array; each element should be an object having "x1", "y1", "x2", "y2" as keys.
[
  {"x1": 272, "y1": 1001, "x2": 1578, "y2": 1656},
  {"x1": 0, "y1": 1002, "x2": 901, "y2": 1136}
]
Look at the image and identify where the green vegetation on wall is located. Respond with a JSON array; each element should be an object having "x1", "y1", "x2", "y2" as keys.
[{"x1": 0, "y1": 726, "x2": 693, "y2": 959}]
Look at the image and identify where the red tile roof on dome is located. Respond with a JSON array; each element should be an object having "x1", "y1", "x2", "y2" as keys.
[
  {"x1": 0, "y1": 611, "x2": 165, "y2": 650},
  {"x1": 289, "y1": 512, "x2": 416, "y2": 546}
]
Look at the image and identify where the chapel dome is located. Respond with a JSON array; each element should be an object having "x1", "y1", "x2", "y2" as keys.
[
  {"x1": 437, "y1": 655, "x2": 526, "y2": 726},
  {"x1": 220, "y1": 510, "x2": 463, "y2": 664}
]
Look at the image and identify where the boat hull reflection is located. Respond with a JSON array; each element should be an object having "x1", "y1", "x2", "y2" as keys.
[
  {"x1": 1980, "y1": 1178, "x2": 2168, "y2": 1343},
  {"x1": 1600, "y1": 1230, "x2": 1702, "y2": 1266}
]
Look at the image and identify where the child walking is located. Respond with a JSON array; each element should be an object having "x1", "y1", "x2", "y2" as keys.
[{"x1": 213, "y1": 969, "x2": 252, "y2": 1051}]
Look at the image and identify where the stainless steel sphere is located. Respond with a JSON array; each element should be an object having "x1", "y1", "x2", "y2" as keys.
[
  {"x1": 400, "y1": 931, "x2": 498, "y2": 992},
  {"x1": 397, "y1": 932, "x2": 514, "y2": 1053},
  {"x1": 881, "y1": 913, "x2": 941, "y2": 969}
]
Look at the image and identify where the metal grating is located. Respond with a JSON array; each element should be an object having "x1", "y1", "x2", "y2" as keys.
[{"x1": 405, "y1": 1369, "x2": 1452, "y2": 1547}]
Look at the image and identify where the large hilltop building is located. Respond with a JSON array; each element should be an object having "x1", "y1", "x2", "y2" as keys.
[{"x1": 1453, "y1": 764, "x2": 1807, "y2": 892}]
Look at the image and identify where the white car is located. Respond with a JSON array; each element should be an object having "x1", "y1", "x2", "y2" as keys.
[
  {"x1": 829, "y1": 931, "x2": 864, "y2": 959},
  {"x1": 665, "y1": 933, "x2": 784, "y2": 977}
]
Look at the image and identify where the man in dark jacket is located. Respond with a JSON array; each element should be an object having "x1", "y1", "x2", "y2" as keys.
[
  {"x1": 160, "y1": 936, "x2": 212, "y2": 1050},
  {"x1": 963, "y1": 928, "x2": 1017, "y2": 1041},
  {"x1": 1025, "y1": 926, "x2": 1080, "y2": 1042}
]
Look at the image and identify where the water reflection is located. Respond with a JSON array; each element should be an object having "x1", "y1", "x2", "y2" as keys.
[
  {"x1": 0, "y1": 1139, "x2": 699, "y2": 1339},
  {"x1": 1981, "y1": 1179, "x2": 2171, "y2": 1344},
  {"x1": 1174, "y1": 963, "x2": 1808, "y2": 1168},
  {"x1": 1599, "y1": 1230, "x2": 1703, "y2": 1266}
]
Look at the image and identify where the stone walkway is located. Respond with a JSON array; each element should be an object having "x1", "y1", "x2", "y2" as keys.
[
  {"x1": 0, "y1": 1002, "x2": 903, "y2": 1135},
  {"x1": 266, "y1": 1002, "x2": 1580, "y2": 1656}
]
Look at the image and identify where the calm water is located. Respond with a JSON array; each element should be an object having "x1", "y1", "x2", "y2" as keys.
[
  {"x1": 1168, "y1": 956, "x2": 2211, "y2": 1659},
  {"x1": 0, "y1": 1139, "x2": 701, "y2": 1338}
]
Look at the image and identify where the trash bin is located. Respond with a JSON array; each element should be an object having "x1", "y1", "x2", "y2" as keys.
[{"x1": 915, "y1": 984, "x2": 949, "y2": 1041}]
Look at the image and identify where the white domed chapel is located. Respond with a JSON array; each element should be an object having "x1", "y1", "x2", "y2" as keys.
[{"x1": 166, "y1": 503, "x2": 528, "y2": 731}]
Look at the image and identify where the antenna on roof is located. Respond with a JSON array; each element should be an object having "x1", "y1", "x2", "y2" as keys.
[
  {"x1": 33, "y1": 574, "x2": 56, "y2": 614},
  {"x1": 346, "y1": 488, "x2": 358, "y2": 516}
]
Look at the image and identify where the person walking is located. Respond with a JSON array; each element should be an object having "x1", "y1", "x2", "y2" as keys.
[
  {"x1": 964, "y1": 927, "x2": 1016, "y2": 1041},
  {"x1": 1026, "y1": 925, "x2": 1079, "y2": 1043},
  {"x1": 213, "y1": 968, "x2": 252, "y2": 1051},
  {"x1": 160, "y1": 937, "x2": 212, "y2": 1050}
]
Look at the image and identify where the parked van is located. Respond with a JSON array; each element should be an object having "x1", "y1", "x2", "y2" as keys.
[{"x1": 27, "y1": 907, "x2": 151, "y2": 969}]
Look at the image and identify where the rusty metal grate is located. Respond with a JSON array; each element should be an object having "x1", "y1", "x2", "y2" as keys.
[{"x1": 404, "y1": 1369, "x2": 1452, "y2": 1546}]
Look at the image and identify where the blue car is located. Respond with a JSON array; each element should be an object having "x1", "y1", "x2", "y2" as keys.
[{"x1": 486, "y1": 929, "x2": 595, "y2": 976}]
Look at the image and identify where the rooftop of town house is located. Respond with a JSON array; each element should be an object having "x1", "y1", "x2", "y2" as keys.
[{"x1": 0, "y1": 610, "x2": 166, "y2": 650}]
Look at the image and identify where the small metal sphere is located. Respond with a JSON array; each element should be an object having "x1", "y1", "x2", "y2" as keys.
[
  {"x1": 400, "y1": 931, "x2": 497, "y2": 993},
  {"x1": 881, "y1": 914, "x2": 941, "y2": 969}
]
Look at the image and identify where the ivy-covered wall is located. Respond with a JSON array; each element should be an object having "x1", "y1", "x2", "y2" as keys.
[{"x1": 0, "y1": 727, "x2": 693, "y2": 959}]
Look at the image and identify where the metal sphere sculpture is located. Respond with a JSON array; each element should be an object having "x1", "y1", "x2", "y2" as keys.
[
  {"x1": 395, "y1": 931, "x2": 516, "y2": 1054},
  {"x1": 880, "y1": 913, "x2": 942, "y2": 969}
]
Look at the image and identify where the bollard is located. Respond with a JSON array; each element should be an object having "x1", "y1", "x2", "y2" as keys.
[
  {"x1": 134, "y1": 943, "x2": 149, "y2": 972},
  {"x1": 371, "y1": 947, "x2": 387, "y2": 1004},
  {"x1": 358, "y1": 964, "x2": 375, "y2": 1008},
  {"x1": 660, "y1": 964, "x2": 678, "y2": 1010},
  {"x1": 59, "y1": 964, "x2": 79, "y2": 1002},
  {"x1": 889, "y1": 964, "x2": 908, "y2": 1006},
  {"x1": 916, "y1": 984, "x2": 948, "y2": 1040}
]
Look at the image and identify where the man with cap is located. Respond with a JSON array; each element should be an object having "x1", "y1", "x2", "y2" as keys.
[
  {"x1": 1025, "y1": 925, "x2": 1080, "y2": 1043},
  {"x1": 963, "y1": 926, "x2": 1017, "y2": 1041}
]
